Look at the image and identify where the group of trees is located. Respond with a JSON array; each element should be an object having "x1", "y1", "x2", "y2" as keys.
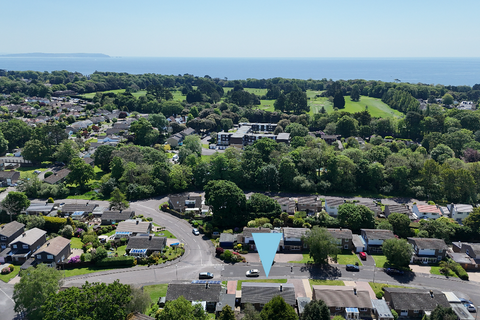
[{"x1": 13, "y1": 265, "x2": 149, "y2": 320}]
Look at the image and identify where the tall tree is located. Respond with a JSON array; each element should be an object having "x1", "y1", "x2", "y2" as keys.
[
  {"x1": 41, "y1": 280, "x2": 133, "y2": 320},
  {"x1": 22, "y1": 139, "x2": 49, "y2": 163},
  {"x1": 53, "y1": 140, "x2": 79, "y2": 165},
  {"x1": 388, "y1": 213, "x2": 412, "y2": 238},
  {"x1": 302, "y1": 226, "x2": 340, "y2": 264},
  {"x1": 109, "y1": 187, "x2": 129, "y2": 210},
  {"x1": 14, "y1": 264, "x2": 63, "y2": 320},
  {"x1": 94, "y1": 144, "x2": 115, "y2": 172},
  {"x1": 260, "y1": 296, "x2": 298, "y2": 320},
  {"x1": 301, "y1": 299, "x2": 330, "y2": 320},
  {"x1": 67, "y1": 157, "x2": 95, "y2": 188},
  {"x1": 337, "y1": 204, "x2": 375, "y2": 232},
  {"x1": 218, "y1": 305, "x2": 235, "y2": 320},
  {"x1": 382, "y1": 238, "x2": 413, "y2": 267},
  {"x1": 1, "y1": 191, "x2": 30, "y2": 221},
  {"x1": 333, "y1": 91, "x2": 345, "y2": 109},
  {"x1": 350, "y1": 84, "x2": 360, "y2": 102},
  {"x1": 204, "y1": 180, "x2": 247, "y2": 227},
  {"x1": 156, "y1": 296, "x2": 208, "y2": 320},
  {"x1": 130, "y1": 118, "x2": 159, "y2": 146}
]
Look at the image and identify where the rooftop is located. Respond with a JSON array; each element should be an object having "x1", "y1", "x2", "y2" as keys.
[
  {"x1": 384, "y1": 288, "x2": 449, "y2": 311},
  {"x1": 312, "y1": 285, "x2": 372, "y2": 309},
  {"x1": 408, "y1": 237, "x2": 448, "y2": 251},
  {"x1": 241, "y1": 282, "x2": 296, "y2": 306},
  {"x1": 361, "y1": 229, "x2": 395, "y2": 240},
  {"x1": 327, "y1": 228, "x2": 353, "y2": 239},
  {"x1": 36, "y1": 236, "x2": 70, "y2": 256},
  {"x1": 415, "y1": 204, "x2": 442, "y2": 214},
  {"x1": 11, "y1": 228, "x2": 46, "y2": 246},
  {"x1": 0, "y1": 221, "x2": 25, "y2": 238}
]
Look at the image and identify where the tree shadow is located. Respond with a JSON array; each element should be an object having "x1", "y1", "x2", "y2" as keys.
[{"x1": 299, "y1": 263, "x2": 342, "y2": 279}]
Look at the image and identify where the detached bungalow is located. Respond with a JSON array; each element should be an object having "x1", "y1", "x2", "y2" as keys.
[
  {"x1": 126, "y1": 235, "x2": 167, "y2": 257},
  {"x1": 116, "y1": 220, "x2": 152, "y2": 238},
  {"x1": 101, "y1": 210, "x2": 135, "y2": 225},
  {"x1": 44, "y1": 168, "x2": 71, "y2": 185},
  {"x1": 166, "y1": 282, "x2": 223, "y2": 313},
  {"x1": 241, "y1": 282, "x2": 296, "y2": 311},
  {"x1": 383, "y1": 288, "x2": 449, "y2": 319},
  {"x1": 312, "y1": 285, "x2": 373, "y2": 318}
]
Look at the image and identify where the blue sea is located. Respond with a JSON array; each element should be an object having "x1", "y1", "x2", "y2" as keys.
[{"x1": 0, "y1": 57, "x2": 479, "y2": 86}]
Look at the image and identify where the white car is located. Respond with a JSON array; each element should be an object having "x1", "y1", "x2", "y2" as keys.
[
  {"x1": 465, "y1": 304, "x2": 476, "y2": 312},
  {"x1": 246, "y1": 269, "x2": 259, "y2": 277},
  {"x1": 192, "y1": 228, "x2": 200, "y2": 236}
]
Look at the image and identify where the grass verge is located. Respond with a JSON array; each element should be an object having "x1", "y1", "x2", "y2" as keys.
[
  {"x1": 368, "y1": 282, "x2": 413, "y2": 296},
  {"x1": 289, "y1": 253, "x2": 314, "y2": 264},
  {"x1": 309, "y1": 279, "x2": 344, "y2": 286},
  {"x1": 237, "y1": 279, "x2": 287, "y2": 290},
  {"x1": 336, "y1": 251, "x2": 363, "y2": 266},
  {"x1": 430, "y1": 266, "x2": 458, "y2": 278},
  {"x1": 372, "y1": 255, "x2": 388, "y2": 268}
]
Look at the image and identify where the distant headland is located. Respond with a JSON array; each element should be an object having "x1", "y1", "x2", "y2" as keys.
[{"x1": 0, "y1": 53, "x2": 110, "y2": 58}]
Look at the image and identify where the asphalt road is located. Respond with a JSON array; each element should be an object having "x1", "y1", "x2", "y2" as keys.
[{"x1": 2, "y1": 196, "x2": 480, "y2": 319}]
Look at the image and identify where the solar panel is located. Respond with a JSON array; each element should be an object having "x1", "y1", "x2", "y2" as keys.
[
  {"x1": 197, "y1": 280, "x2": 206, "y2": 284},
  {"x1": 191, "y1": 280, "x2": 199, "y2": 284}
]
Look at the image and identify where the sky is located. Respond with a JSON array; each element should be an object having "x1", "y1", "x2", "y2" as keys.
[{"x1": 2, "y1": 0, "x2": 479, "y2": 57}]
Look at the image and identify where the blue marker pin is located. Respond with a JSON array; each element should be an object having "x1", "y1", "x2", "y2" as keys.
[{"x1": 252, "y1": 233, "x2": 282, "y2": 278}]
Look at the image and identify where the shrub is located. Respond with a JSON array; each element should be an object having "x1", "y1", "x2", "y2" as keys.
[
  {"x1": 59, "y1": 225, "x2": 74, "y2": 239},
  {"x1": 216, "y1": 247, "x2": 224, "y2": 255},
  {"x1": 452, "y1": 263, "x2": 469, "y2": 280},
  {"x1": 80, "y1": 253, "x2": 86, "y2": 262},
  {"x1": 8, "y1": 264, "x2": 14, "y2": 271},
  {"x1": 96, "y1": 256, "x2": 135, "y2": 267},
  {"x1": 44, "y1": 216, "x2": 67, "y2": 233},
  {"x1": 47, "y1": 197, "x2": 54, "y2": 203},
  {"x1": 376, "y1": 291, "x2": 384, "y2": 299},
  {"x1": 223, "y1": 250, "x2": 233, "y2": 262},
  {"x1": 68, "y1": 256, "x2": 80, "y2": 264},
  {"x1": 1, "y1": 267, "x2": 11, "y2": 274},
  {"x1": 92, "y1": 247, "x2": 108, "y2": 262},
  {"x1": 44, "y1": 171, "x2": 54, "y2": 178}
]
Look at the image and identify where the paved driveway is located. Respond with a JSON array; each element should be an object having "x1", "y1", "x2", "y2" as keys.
[{"x1": 410, "y1": 265, "x2": 431, "y2": 274}]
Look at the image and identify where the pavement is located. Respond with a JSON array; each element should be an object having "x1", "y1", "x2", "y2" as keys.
[{"x1": 244, "y1": 253, "x2": 303, "y2": 263}]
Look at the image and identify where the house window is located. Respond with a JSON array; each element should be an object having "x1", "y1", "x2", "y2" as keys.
[
  {"x1": 360, "y1": 308, "x2": 368, "y2": 312},
  {"x1": 466, "y1": 249, "x2": 470, "y2": 255},
  {"x1": 414, "y1": 310, "x2": 420, "y2": 314},
  {"x1": 335, "y1": 307, "x2": 342, "y2": 311},
  {"x1": 259, "y1": 304, "x2": 265, "y2": 308},
  {"x1": 0, "y1": 236, "x2": 6, "y2": 240},
  {"x1": 36, "y1": 255, "x2": 41, "y2": 259},
  {"x1": 22, "y1": 245, "x2": 28, "y2": 249},
  {"x1": 291, "y1": 246, "x2": 301, "y2": 251},
  {"x1": 47, "y1": 255, "x2": 54, "y2": 260},
  {"x1": 401, "y1": 310, "x2": 408, "y2": 316},
  {"x1": 1, "y1": 244, "x2": 5, "y2": 249},
  {"x1": 439, "y1": 249, "x2": 443, "y2": 253},
  {"x1": 12, "y1": 244, "x2": 17, "y2": 249},
  {"x1": 344, "y1": 245, "x2": 349, "y2": 249}
]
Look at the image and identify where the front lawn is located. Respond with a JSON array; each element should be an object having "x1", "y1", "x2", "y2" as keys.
[
  {"x1": 289, "y1": 253, "x2": 314, "y2": 264},
  {"x1": 369, "y1": 282, "x2": 413, "y2": 296},
  {"x1": 237, "y1": 279, "x2": 287, "y2": 290},
  {"x1": 0, "y1": 267, "x2": 20, "y2": 283},
  {"x1": 143, "y1": 283, "x2": 168, "y2": 303},
  {"x1": 309, "y1": 279, "x2": 344, "y2": 286},
  {"x1": 336, "y1": 251, "x2": 363, "y2": 266},
  {"x1": 17, "y1": 166, "x2": 49, "y2": 179},
  {"x1": 372, "y1": 255, "x2": 388, "y2": 268},
  {"x1": 430, "y1": 266, "x2": 458, "y2": 278}
]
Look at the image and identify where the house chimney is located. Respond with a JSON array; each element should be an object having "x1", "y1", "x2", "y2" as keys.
[
  {"x1": 47, "y1": 242, "x2": 50, "y2": 246},
  {"x1": 23, "y1": 233, "x2": 26, "y2": 237},
  {"x1": 280, "y1": 285, "x2": 283, "y2": 292},
  {"x1": 136, "y1": 220, "x2": 139, "y2": 225},
  {"x1": 429, "y1": 290, "x2": 434, "y2": 298},
  {"x1": 354, "y1": 287, "x2": 357, "y2": 295}
]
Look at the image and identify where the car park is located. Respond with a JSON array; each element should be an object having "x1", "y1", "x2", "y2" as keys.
[
  {"x1": 346, "y1": 264, "x2": 360, "y2": 271},
  {"x1": 359, "y1": 252, "x2": 367, "y2": 260},
  {"x1": 384, "y1": 268, "x2": 404, "y2": 275},
  {"x1": 246, "y1": 269, "x2": 259, "y2": 277},
  {"x1": 192, "y1": 228, "x2": 200, "y2": 236},
  {"x1": 199, "y1": 272, "x2": 214, "y2": 279}
]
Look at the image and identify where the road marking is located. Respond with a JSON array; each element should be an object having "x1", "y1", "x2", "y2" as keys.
[{"x1": 0, "y1": 286, "x2": 14, "y2": 303}]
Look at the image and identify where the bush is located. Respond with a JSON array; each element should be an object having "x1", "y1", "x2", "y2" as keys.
[
  {"x1": 59, "y1": 225, "x2": 74, "y2": 239},
  {"x1": 47, "y1": 197, "x2": 54, "y2": 203},
  {"x1": 92, "y1": 247, "x2": 108, "y2": 263},
  {"x1": 44, "y1": 216, "x2": 67, "y2": 233},
  {"x1": 1, "y1": 267, "x2": 11, "y2": 274},
  {"x1": 44, "y1": 171, "x2": 54, "y2": 178},
  {"x1": 452, "y1": 263, "x2": 469, "y2": 280},
  {"x1": 376, "y1": 291, "x2": 384, "y2": 299},
  {"x1": 68, "y1": 256, "x2": 80, "y2": 264},
  {"x1": 96, "y1": 256, "x2": 135, "y2": 267},
  {"x1": 216, "y1": 247, "x2": 224, "y2": 255}
]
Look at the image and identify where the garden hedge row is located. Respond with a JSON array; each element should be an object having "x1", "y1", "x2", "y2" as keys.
[{"x1": 96, "y1": 256, "x2": 135, "y2": 267}]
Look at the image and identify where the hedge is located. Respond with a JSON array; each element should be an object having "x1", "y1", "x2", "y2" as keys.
[
  {"x1": 451, "y1": 262, "x2": 469, "y2": 280},
  {"x1": 44, "y1": 216, "x2": 67, "y2": 233},
  {"x1": 95, "y1": 256, "x2": 135, "y2": 267}
]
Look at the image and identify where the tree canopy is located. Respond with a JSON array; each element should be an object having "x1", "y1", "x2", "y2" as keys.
[{"x1": 302, "y1": 226, "x2": 340, "y2": 264}]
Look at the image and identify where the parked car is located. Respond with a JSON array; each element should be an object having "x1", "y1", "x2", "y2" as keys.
[
  {"x1": 359, "y1": 252, "x2": 367, "y2": 260},
  {"x1": 384, "y1": 268, "x2": 404, "y2": 275},
  {"x1": 346, "y1": 264, "x2": 360, "y2": 272},
  {"x1": 199, "y1": 272, "x2": 214, "y2": 279},
  {"x1": 246, "y1": 269, "x2": 259, "y2": 277},
  {"x1": 465, "y1": 304, "x2": 476, "y2": 312},
  {"x1": 192, "y1": 228, "x2": 200, "y2": 236},
  {"x1": 460, "y1": 298, "x2": 473, "y2": 304}
]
